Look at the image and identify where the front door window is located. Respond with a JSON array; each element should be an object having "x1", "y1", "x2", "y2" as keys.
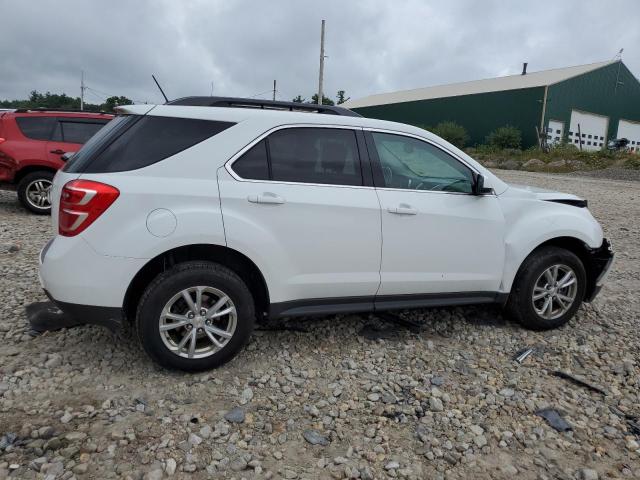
[{"x1": 370, "y1": 132, "x2": 473, "y2": 193}]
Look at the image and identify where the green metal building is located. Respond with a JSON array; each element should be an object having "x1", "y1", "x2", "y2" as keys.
[{"x1": 345, "y1": 60, "x2": 640, "y2": 151}]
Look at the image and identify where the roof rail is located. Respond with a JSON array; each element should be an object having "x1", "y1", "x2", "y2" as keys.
[
  {"x1": 166, "y1": 96, "x2": 362, "y2": 117},
  {"x1": 13, "y1": 107, "x2": 111, "y2": 114}
]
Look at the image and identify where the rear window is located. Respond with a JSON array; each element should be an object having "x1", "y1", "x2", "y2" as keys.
[
  {"x1": 65, "y1": 115, "x2": 234, "y2": 173},
  {"x1": 15, "y1": 117, "x2": 56, "y2": 140},
  {"x1": 52, "y1": 118, "x2": 110, "y2": 144}
]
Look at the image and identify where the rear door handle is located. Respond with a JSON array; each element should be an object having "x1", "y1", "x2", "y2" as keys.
[
  {"x1": 50, "y1": 149, "x2": 65, "y2": 155},
  {"x1": 387, "y1": 204, "x2": 417, "y2": 215},
  {"x1": 247, "y1": 193, "x2": 286, "y2": 205}
]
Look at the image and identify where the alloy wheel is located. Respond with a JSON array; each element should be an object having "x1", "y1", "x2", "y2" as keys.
[
  {"x1": 159, "y1": 286, "x2": 237, "y2": 359},
  {"x1": 531, "y1": 264, "x2": 578, "y2": 320},
  {"x1": 25, "y1": 179, "x2": 52, "y2": 210}
]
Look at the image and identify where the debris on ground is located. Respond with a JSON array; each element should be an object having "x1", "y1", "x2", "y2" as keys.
[
  {"x1": 552, "y1": 370, "x2": 608, "y2": 396},
  {"x1": 25, "y1": 301, "x2": 83, "y2": 333},
  {"x1": 302, "y1": 429, "x2": 330, "y2": 446},
  {"x1": 375, "y1": 311, "x2": 422, "y2": 333},
  {"x1": 536, "y1": 408, "x2": 573, "y2": 432},
  {"x1": 514, "y1": 347, "x2": 534, "y2": 363}
]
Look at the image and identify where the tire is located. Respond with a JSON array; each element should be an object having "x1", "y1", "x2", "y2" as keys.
[
  {"x1": 17, "y1": 170, "x2": 54, "y2": 215},
  {"x1": 505, "y1": 246, "x2": 586, "y2": 330},
  {"x1": 136, "y1": 261, "x2": 255, "y2": 371}
]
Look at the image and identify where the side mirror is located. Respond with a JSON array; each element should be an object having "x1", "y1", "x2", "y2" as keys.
[
  {"x1": 473, "y1": 174, "x2": 494, "y2": 195},
  {"x1": 61, "y1": 152, "x2": 75, "y2": 162}
]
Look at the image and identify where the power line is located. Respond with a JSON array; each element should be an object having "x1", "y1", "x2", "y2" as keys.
[
  {"x1": 85, "y1": 86, "x2": 146, "y2": 105},
  {"x1": 246, "y1": 89, "x2": 275, "y2": 99}
]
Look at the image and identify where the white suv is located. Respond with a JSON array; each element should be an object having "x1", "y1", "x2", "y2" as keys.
[{"x1": 38, "y1": 97, "x2": 614, "y2": 371}]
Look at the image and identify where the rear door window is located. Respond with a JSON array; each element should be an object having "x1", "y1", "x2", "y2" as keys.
[
  {"x1": 268, "y1": 128, "x2": 362, "y2": 186},
  {"x1": 15, "y1": 117, "x2": 56, "y2": 140},
  {"x1": 65, "y1": 115, "x2": 234, "y2": 173},
  {"x1": 52, "y1": 118, "x2": 110, "y2": 144},
  {"x1": 231, "y1": 127, "x2": 362, "y2": 186},
  {"x1": 232, "y1": 140, "x2": 270, "y2": 180}
]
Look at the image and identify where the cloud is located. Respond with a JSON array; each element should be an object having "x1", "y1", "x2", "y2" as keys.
[{"x1": 1, "y1": 0, "x2": 638, "y2": 104}]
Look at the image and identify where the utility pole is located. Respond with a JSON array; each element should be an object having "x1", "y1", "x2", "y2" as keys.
[
  {"x1": 273, "y1": 80, "x2": 277, "y2": 101},
  {"x1": 80, "y1": 70, "x2": 85, "y2": 111},
  {"x1": 317, "y1": 19, "x2": 325, "y2": 105}
]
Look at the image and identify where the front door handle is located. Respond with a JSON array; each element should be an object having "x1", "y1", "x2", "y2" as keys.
[
  {"x1": 387, "y1": 204, "x2": 417, "y2": 215},
  {"x1": 247, "y1": 193, "x2": 286, "y2": 205},
  {"x1": 50, "y1": 149, "x2": 65, "y2": 155}
]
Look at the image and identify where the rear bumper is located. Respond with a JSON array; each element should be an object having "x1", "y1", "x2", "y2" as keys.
[
  {"x1": 44, "y1": 289, "x2": 123, "y2": 332},
  {"x1": 38, "y1": 235, "x2": 145, "y2": 328},
  {"x1": 584, "y1": 238, "x2": 614, "y2": 302}
]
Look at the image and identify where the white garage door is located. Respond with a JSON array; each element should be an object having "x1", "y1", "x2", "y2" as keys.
[
  {"x1": 546, "y1": 120, "x2": 564, "y2": 146},
  {"x1": 617, "y1": 120, "x2": 640, "y2": 154},
  {"x1": 567, "y1": 110, "x2": 608, "y2": 151}
]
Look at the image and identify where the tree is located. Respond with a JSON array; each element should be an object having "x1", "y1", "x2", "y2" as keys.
[
  {"x1": 0, "y1": 90, "x2": 112, "y2": 112},
  {"x1": 310, "y1": 93, "x2": 335, "y2": 106},
  {"x1": 292, "y1": 91, "x2": 347, "y2": 105},
  {"x1": 336, "y1": 90, "x2": 349, "y2": 104},
  {"x1": 427, "y1": 121, "x2": 469, "y2": 149},
  {"x1": 102, "y1": 96, "x2": 133, "y2": 112},
  {"x1": 485, "y1": 125, "x2": 522, "y2": 149}
]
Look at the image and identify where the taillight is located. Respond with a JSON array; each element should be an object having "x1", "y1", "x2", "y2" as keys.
[{"x1": 59, "y1": 180, "x2": 119, "y2": 236}]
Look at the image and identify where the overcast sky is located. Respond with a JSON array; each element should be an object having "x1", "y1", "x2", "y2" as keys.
[{"x1": 1, "y1": 0, "x2": 639, "y2": 105}]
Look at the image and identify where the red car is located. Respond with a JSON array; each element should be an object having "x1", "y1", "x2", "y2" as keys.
[{"x1": 0, "y1": 109, "x2": 112, "y2": 213}]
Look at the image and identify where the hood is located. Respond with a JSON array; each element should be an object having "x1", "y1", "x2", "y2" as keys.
[{"x1": 501, "y1": 183, "x2": 584, "y2": 202}]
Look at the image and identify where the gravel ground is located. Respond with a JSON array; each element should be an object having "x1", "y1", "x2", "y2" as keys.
[
  {"x1": 569, "y1": 167, "x2": 640, "y2": 182},
  {"x1": 1, "y1": 170, "x2": 639, "y2": 480}
]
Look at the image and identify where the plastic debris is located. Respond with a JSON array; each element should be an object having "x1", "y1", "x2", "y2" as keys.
[
  {"x1": 25, "y1": 301, "x2": 82, "y2": 333},
  {"x1": 536, "y1": 408, "x2": 572, "y2": 432},
  {"x1": 514, "y1": 348, "x2": 534, "y2": 363},
  {"x1": 552, "y1": 370, "x2": 607, "y2": 396}
]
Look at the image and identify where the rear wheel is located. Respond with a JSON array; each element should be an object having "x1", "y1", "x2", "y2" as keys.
[
  {"x1": 136, "y1": 262, "x2": 255, "y2": 371},
  {"x1": 505, "y1": 246, "x2": 586, "y2": 330},
  {"x1": 17, "y1": 170, "x2": 54, "y2": 214}
]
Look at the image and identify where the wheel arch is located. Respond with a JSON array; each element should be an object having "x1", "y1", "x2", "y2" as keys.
[
  {"x1": 507, "y1": 236, "x2": 602, "y2": 301},
  {"x1": 15, "y1": 165, "x2": 57, "y2": 185},
  {"x1": 123, "y1": 244, "x2": 270, "y2": 324}
]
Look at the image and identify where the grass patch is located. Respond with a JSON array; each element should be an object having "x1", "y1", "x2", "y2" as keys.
[{"x1": 467, "y1": 144, "x2": 639, "y2": 173}]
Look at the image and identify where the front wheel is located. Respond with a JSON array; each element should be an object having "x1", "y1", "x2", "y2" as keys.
[
  {"x1": 17, "y1": 170, "x2": 54, "y2": 214},
  {"x1": 505, "y1": 246, "x2": 586, "y2": 330},
  {"x1": 136, "y1": 262, "x2": 255, "y2": 371}
]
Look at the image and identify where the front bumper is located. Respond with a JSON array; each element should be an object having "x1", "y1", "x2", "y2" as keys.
[{"x1": 584, "y1": 238, "x2": 614, "y2": 302}]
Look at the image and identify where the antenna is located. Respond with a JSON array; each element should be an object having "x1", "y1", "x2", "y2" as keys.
[{"x1": 152, "y1": 74, "x2": 169, "y2": 103}]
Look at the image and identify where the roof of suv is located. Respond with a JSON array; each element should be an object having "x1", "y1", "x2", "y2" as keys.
[
  {"x1": 117, "y1": 102, "x2": 411, "y2": 132},
  {"x1": 6, "y1": 108, "x2": 112, "y2": 117},
  {"x1": 167, "y1": 96, "x2": 361, "y2": 117}
]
